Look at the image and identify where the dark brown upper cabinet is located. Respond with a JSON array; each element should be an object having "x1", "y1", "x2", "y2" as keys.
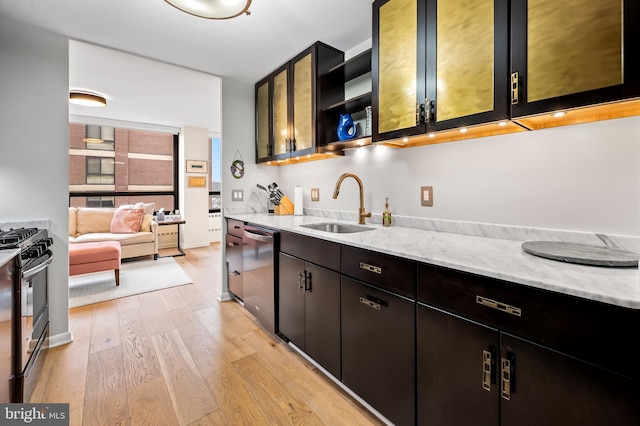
[
  {"x1": 255, "y1": 76, "x2": 272, "y2": 162},
  {"x1": 425, "y1": 0, "x2": 510, "y2": 131},
  {"x1": 373, "y1": 0, "x2": 640, "y2": 145},
  {"x1": 372, "y1": 0, "x2": 427, "y2": 142},
  {"x1": 373, "y1": 0, "x2": 513, "y2": 144},
  {"x1": 254, "y1": 42, "x2": 344, "y2": 164},
  {"x1": 510, "y1": 0, "x2": 640, "y2": 128}
]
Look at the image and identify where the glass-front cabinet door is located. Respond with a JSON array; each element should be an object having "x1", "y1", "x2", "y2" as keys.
[
  {"x1": 426, "y1": 0, "x2": 509, "y2": 131},
  {"x1": 373, "y1": 0, "x2": 427, "y2": 142},
  {"x1": 510, "y1": 0, "x2": 639, "y2": 118},
  {"x1": 254, "y1": 42, "x2": 343, "y2": 163},
  {"x1": 272, "y1": 63, "x2": 290, "y2": 158},
  {"x1": 291, "y1": 51, "x2": 315, "y2": 157},
  {"x1": 255, "y1": 77, "x2": 272, "y2": 163}
]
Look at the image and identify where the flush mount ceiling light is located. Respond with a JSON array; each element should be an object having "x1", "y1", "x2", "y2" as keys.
[
  {"x1": 69, "y1": 92, "x2": 107, "y2": 107},
  {"x1": 165, "y1": 0, "x2": 251, "y2": 19}
]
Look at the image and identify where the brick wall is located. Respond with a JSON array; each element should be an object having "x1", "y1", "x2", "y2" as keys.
[{"x1": 68, "y1": 124, "x2": 176, "y2": 211}]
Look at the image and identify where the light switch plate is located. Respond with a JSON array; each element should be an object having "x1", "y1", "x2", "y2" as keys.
[
  {"x1": 311, "y1": 188, "x2": 320, "y2": 202},
  {"x1": 421, "y1": 186, "x2": 433, "y2": 207},
  {"x1": 232, "y1": 189, "x2": 244, "y2": 202}
]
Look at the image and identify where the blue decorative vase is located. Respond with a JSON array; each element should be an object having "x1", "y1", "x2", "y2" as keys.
[{"x1": 337, "y1": 114, "x2": 357, "y2": 141}]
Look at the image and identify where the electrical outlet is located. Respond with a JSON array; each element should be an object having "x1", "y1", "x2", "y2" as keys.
[
  {"x1": 232, "y1": 189, "x2": 244, "y2": 202},
  {"x1": 421, "y1": 186, "x2": 433, "y2": 207},
  {"x1": 311, "y1": 188, "x2": 320, "y2": 202}
]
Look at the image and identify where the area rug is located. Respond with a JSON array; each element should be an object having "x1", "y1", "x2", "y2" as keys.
[{"x1": 68, "y1": 256, "x2": 193, "y2": 308}]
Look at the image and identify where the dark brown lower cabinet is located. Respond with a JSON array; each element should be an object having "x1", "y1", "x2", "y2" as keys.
[
  {"x1": 417, "y1": 304, "x2": 499, "y2": 426},
  {"x1": 342, "y1": 276, "x2": 415, "y2": 426},
  {"x1": 418, "y1": 303, "x2": 640, "y2": 426},
  {"x1": 278, "y1": 252, "x2": 341, "y2": 378}
]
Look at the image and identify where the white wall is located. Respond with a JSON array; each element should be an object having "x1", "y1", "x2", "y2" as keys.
[
  {"x1": 69, "y1": 40, "x2": 222, "y2": 132},
  {"x1": 278, "y1": 116, "x2": 640, "y2": 237},
  {"x1": 179, "y1": 126, "x2": 211, "y2": 249},
  {"x1": 0, "y1": 17, "x2": 72, "y2": 344},
  {"x1": 221, "y1": 79, "x2": 279, "y2": 215}
]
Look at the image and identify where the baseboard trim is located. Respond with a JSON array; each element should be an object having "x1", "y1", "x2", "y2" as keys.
[
  {"x1": 217, "y1": 291, "x2": 234, "y2": 302},
  {"x1": 182, "y1": 242, "x2": 211, "y2": 249},
  {"x1": 47, "y1": 331, "x2": 74, "y2": 348}
]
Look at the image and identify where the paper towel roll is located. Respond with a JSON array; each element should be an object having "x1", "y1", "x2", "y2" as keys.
[{"x1": 294, "y1": 185, "x2": 304, "y2": 216}]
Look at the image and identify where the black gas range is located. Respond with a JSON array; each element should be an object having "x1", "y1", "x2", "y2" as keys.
[
  {"x1": 0, "y1": 227, "x2": 52, "y2": 267},
  {"x1": 0, "y1": 226, "x2": 52, "y2": 403}
]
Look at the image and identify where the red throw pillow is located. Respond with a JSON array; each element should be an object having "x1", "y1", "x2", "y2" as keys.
[{"x1": 110, "y1": 208, "x2": 144, "y2": 234}]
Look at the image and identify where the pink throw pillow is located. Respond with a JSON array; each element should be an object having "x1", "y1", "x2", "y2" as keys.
[{"x1": 110, "y1": 208, "x2": 144, "y2": 234}]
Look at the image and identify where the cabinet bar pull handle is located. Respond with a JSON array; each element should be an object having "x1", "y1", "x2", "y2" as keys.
[
  {"x1": 359, "y1": 295, "x2": 388, "y2": 311},
  {"x1": 476, "y1": 296, "x2": 522, "y2": 317},
  {"x1": 302, "y1": 271, "x2": 310, "y2": 294},
  {"x1": 360, "y1": 297, "x2": 380, "y2": 310},
  {"x1": 425, "y1": 97, "x2": 431, "y2": 123},
  {"x1": 227, "y1": 242, "x2": 237, "y2": 247},
  {"x1": 359, "y1": 296, "x2": 381, "y2": 310},
  {"x1": 511, "y1": 72, "x2": 519, "y2": 105},
  {"x1": 359, "y1": 262, "x2": 381, "y2": 274},
  {"x1": 482, "y1": 349, "x2": 492, "y2": 391},
  {"x1": 501, "y1": 352, "x2": 516, "y2": 401},
  {"x1": 297, "y1": 271, "x2": 304, "y2": 292},
  {"x1": 501, "y1": 357, "x2": 511, "y2": 400}
]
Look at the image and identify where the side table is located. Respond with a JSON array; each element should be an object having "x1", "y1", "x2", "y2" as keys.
[{"x1": 157, "y1": 219, "x2": 186, "y2": 257}]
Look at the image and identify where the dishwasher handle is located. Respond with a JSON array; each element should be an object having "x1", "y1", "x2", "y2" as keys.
[{"x1": 243, "y1": 229, "x2": 273, "y2": 243}]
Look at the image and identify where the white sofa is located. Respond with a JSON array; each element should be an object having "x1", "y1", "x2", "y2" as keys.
[{"x1": 69, "y1": 207, "x2": 159, "y2": 260}]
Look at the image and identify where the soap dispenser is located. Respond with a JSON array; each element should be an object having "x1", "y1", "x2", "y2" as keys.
[{"x1": 382, "y1": 198, "x2": 392, "y2": 227}]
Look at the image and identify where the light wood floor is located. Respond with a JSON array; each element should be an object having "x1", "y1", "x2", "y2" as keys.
[{"x1": 31, "y1": 243, "x2": 383, "y2": 426}]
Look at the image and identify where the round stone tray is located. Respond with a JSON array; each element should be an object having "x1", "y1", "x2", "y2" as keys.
[{"x1": 521, "y1": 241, "x2": 640, "y2": 267}]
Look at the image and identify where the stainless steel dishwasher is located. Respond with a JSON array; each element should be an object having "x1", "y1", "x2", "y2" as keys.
[{"x1": 242, "y1": 225, "x2": 279, "y2": 334}]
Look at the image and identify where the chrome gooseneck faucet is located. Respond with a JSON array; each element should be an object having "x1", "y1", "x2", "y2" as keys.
[{"x1": 332, "y1": 173, "x2": 372, "y2": 225}]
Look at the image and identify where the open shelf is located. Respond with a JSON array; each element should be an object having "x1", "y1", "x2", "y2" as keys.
[
  {"x1": 324, "y1": 92, "x2": 372, "y2": 114},
  {"x1": 318, "y1": 49, "x2": 372, "y2": 153},
  {"x1": 318, "y1": 136, "x2": 372, "y2": 154},
  {"x1": 322, "y1": 49, "x2": 372, "y2": 82}
]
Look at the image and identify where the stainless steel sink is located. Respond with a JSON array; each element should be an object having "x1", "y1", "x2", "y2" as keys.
[{"x1": 300, "y1": 222, "x2": 375, "y2": 234}]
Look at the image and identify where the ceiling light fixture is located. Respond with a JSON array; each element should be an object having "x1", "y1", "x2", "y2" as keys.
[
  {"x1": 69, "y1": 91, "x2": 107, "y2": 107},
  {"x1": 165, "y1": 0, "x2": 251, "y2": 19}
]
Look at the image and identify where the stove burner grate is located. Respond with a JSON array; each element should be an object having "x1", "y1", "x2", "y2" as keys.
[{"x1": 0, "y1": 227, "x2": 39, "y2": 245}]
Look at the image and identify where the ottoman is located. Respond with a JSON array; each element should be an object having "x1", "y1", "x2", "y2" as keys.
[{"x1": 69, "y1": 241, "x2": 122, "y2": 286}]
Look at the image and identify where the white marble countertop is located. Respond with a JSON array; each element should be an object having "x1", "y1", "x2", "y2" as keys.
[
  {"x1": 226, "y1": 213, "x2": 640, "y2": 309},
  {"x1": 0, "y1": 249, "x2": 20, "y2": 268}
]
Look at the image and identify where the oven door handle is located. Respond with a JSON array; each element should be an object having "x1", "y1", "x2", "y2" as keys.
[{"x1": 21, "y1": 250, "x2": 53, "y2": 281}]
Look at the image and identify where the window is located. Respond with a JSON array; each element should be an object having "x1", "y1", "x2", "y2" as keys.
[
  {"x1": 86, "y1": 157, "x2": 115, "y2": 184},
  {"x1": 86, "y1": 196, "x2": 115, "y2": 208},
  {"x1": 84, "y1": 125, "x2": 115, "y2": 150},
  {"x1": 69, "y1": 123, "x2": 178, "y2": 212}
]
